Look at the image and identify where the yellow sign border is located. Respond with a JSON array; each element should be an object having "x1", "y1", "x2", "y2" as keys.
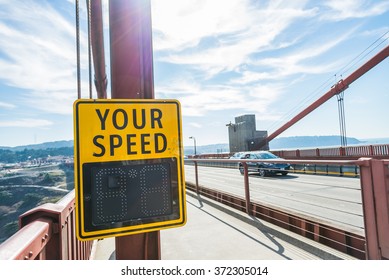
[{"x1": 73, "y1": 99, "x2": 186, "y2": 240}]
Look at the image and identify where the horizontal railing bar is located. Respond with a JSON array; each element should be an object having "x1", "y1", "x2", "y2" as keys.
[
  {"x1": 186, "y1": 158, "x2": 366, "y2": 166},
  {"x1": 0, "y1": 218, "x2": 53, "y2": 260}
]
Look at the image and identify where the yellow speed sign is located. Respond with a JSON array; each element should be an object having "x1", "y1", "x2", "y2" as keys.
[{"x1": 73, "y1": 99, "x2": 186, "y2": 240}]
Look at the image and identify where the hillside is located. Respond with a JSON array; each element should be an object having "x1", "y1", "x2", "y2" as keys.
[{"x1": 0, "y1": 164, "x2": 74, "y2": 243}]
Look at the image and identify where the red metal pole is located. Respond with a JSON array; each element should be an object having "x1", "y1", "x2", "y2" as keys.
[
  {"x1": 243, "y1": 163, "x2": 251, "y2": 215},
  {"x1": 109, "y1": 0, "x2": 160, "y2": 260},
  {"x1": 370, "y1": 159, "x2": 389, "y2": 259},
  {"x1": 109, "y1": 0, "x2": 154, "y2": 99},
  {"x1": 359, "y1": 158, "x2": 381, "y2": 259},
  {"x1": 194, "y1": 161, "x2": 199, "y2": 194},
  {"x1": 265, "y1": 45, "x2": 389, "y2": 144}
]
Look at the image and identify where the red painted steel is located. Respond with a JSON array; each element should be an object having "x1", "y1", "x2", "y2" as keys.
[
  {"x1": 271, "y1": 144, "x2": 389, "y2": 160},
  {"x1": 196, "y1": 144, "x2": 389, "y2": 160},
  {"x1": 299, "y1": 149, "x2": 317, "y2": 157},
  {"x1": 363, "y1": 159, "x2": 389, "y2": 259},
  {"x1": 109, "y1": 0, "x2": 154, "y2": 99},
  {"x1": 109, "y1": 0, "x2": 159, "y2": 260},
  {"x1": 264, "y1": 45, "x2": 389, "y2": 145},
  {"x1": 243, "y1": 162, "x2": 251, "y2": 215},
  {"x1": 0, "y1": 219, "x2": 52, "y2": 260},
  {"x1": 359, "y1": 159, "x2": 381, "y2": 259},
  {"x1": 0, "y1": 190, "x2": 93, "y2": 260},
  {"x1": 194, "y1": 161, "x2": 199, "y2": 193}
]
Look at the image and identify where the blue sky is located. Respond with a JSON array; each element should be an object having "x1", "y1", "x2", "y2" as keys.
[{"x1": 0, "y1": 0, "x2": 388, "y2": 148}]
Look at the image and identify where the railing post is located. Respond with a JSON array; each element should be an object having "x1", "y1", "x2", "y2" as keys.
[
  {"x1": 370, "y1": 159, "x2": 389, "y2": 259},
  {"x1": 243, "y1": 162, "x2": 251, "y2": 215},
  {"x1": 359, "y1": 158, "x2": 379, "y2": 259},
  {"x1": 194, "y1": 161, "x2": 199, "y2": 194},
  {"x1": 369, "y1": 145, "x2": 374, "y2": 156}
]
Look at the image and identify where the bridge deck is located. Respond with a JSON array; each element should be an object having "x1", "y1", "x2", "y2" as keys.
[{"x1": 91, "y1": 191, "x2": 355, "y2": 260}]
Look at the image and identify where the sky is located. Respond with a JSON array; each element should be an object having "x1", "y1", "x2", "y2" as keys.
[{"x1": 0, "y1": 0, "x2": 388, "y2": 148}]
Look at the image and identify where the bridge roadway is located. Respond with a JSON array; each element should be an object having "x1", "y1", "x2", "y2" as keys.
[
  {"x1": 92, "y1": 191, "x2": 356, "y2": 260},
  {"x1": 184, "y1": 165, "x2": 364, "y2": 236}
]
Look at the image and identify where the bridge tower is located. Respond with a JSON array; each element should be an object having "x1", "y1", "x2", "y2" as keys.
[{"x1": 227, "y1": 114, "x2": 269, "y2": 152}]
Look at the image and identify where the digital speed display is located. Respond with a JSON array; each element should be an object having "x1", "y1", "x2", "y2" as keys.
[{"x1": 81, "y1": 158, "x2": 180, "y2": 234}]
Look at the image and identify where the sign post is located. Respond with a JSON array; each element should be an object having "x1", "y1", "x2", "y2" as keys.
[
  {"x1": 74, "y1": 99, "x2": 186, "y2": 241},
  {"x1": 109, "y1": 0, "x2": 159, "y2": 260}
]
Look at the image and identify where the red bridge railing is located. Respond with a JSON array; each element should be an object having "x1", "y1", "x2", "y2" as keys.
[
  {"x1": 192, "y1": 144, "x2": 389, "y2": 160},
  {"x1": 0, "y1": 190, "x2": 93, "y2": 260},
  {"x1": 272, "y1": 144, "x2": 389, "y2": 160},
  {"x1": 186, "y1": 157, "x2": 389, "y2": 260}
]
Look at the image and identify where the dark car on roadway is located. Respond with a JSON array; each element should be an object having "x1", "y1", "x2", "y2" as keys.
[{"x1": 238, "y1": 151, "x2": 291, "y2": 177}]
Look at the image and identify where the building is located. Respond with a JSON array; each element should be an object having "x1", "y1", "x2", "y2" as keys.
[{"x1": 227, "y1": 114, "x2": 269, "y2": 153}]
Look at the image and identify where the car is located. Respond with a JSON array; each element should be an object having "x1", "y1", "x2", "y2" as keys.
[
  {"x1": 238, "y1": 151, "x2": 291, "y2": 177},
  {"x1": 229, "y1": 152, "x2": 244, "y2": 159}
]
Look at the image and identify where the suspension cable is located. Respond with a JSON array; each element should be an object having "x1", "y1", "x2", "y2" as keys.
[
  {"x1": 337, "y1": 89, "x2": 347, "y2": 147},
  {"x1": 265, "y1": 30, "x2": 389, "y2": 135},
  {"x1": 75, "y1": 0, "x2": 81, "y2": 99},
  {"x1": 337, "y1": 30, "x2": 389, "y2": 78}
]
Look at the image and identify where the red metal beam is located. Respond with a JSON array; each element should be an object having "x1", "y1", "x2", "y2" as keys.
[
  {"x1": 265, "y1": 44, "x2": 389, "y2": 145},
  {"x1": 109, "y1": 0, "x2": 159, "y2": 260},
  {"x1": 109, "y1": 0, "x2": 154, "y2": 99}
]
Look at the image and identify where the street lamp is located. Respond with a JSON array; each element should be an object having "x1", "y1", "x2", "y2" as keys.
[{"x1": 189, "y1": 136, "x2": 196, "y2": 155}]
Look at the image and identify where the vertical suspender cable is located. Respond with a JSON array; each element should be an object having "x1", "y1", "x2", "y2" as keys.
[
  {"x1": 337, "y1": 93, "x2": 343, "y2": 146},
  {"x1": 341, "y1": 91, "x2": 347, "y2": 146},
  {"x1": 337, "y1": 90, "x2": 347, "y2": 147},
  {"x1": 75, "y1": 0, "x2": 81, "y2": 99}
]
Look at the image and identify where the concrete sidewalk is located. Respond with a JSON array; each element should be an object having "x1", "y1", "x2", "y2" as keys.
[{"x1": 91, "y1": 191, "x2": 355, "y2": 260}]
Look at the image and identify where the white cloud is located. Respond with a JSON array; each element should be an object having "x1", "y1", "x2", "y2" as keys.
[
  {"x1": 153, "y1": 0, "x2": 317, "y2": 77},
  {"x1": 189, "y1": 122, "x2": 202, "y2": 128},
  {"x1": 0, "y1": 118, "x2": 53, "y2": 128},
  {"x1": 0, "y1": 1, "x2": 87, "y2": 115},
  {"x1": 157, "y1": 79, "x2": 283, "y2": 120},
  {"x1": 235, "y1": 26, "x2": 360, "y2": 84},
  {"x1": 0, "y1": 101, "x2": 15, "y2": 109},
  {"x1": 321, "y1": 0, "x2": 389, "y2": 21},
  {"x1": 152, "y1": 0, "x2": 252, "y2": 51},
  {"x1": 21, "y1": 91, "x2": 75, "y2": 115}
]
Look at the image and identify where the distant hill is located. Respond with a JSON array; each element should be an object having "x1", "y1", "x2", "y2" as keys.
[
  {"x1": 0, "y1": 140, "x2": 73, "y2": 151},
  {"x1": 269, "y1": 136, "x2": 363, "y2": 150},
  {"x1": 184, "y1": 143, "x2": 229, "y2": 155},
  {"x1": 359, "y1": 138, "x2": 389, "y2": 145}
]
